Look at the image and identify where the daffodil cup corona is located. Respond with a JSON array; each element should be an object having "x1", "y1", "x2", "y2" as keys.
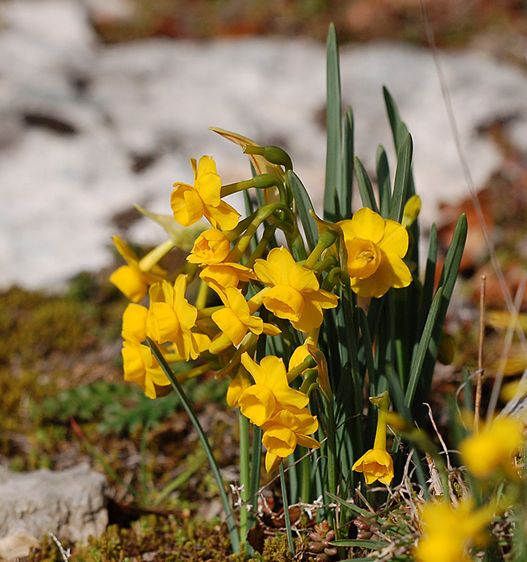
[{"x1": 108, "y1": 25, "x2": 470, "y2": 558}]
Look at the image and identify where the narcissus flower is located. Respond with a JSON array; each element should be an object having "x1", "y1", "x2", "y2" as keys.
[
  {"x1": 459, "y1": 416, "x2": 523, "y2": 478},
  {"x1": 352, "y1": 448, "x2": 394, "y2": 485},
  {"x1": 262, "y1": 407, "x2": 320, "y2": 472},
  {"x1": 121, "y1": 303, "x2": 170, "y2": 399},
  {"x1": 146, "y1": 276, "x2": 201, "y2": 360},
  {"x1": 254, "y1": 247, "x2": 338, "y2": 332},
  {"x1": 171, "y1": 156, "x2": 240, "y2": 230},
  {"x1": 339, "y1": 208, "x2": 412, "y2": 298},
  {"x1": 414, "y1": 500, "x2": 493, "y2": 562},
  {"x1": 187, "y1": 228, "x2": 231, "y2": 265},
  {"x1": 238, "y1": 353, "x2": 309, "y2": 426},
  {"x1": 209, "y1": 288, "x2": 280, "y2": 353},
  {"x1": 353, "y1": 391, "x2": 394, "y2": 485},
  {"x1": 200, "y1": 262, "x2": 256, "y2": 293},
  {"x1": 110, "y1": 236, "x2": 167, "y2": 302}
]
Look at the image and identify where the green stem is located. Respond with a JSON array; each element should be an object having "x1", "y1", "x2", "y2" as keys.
[
  {"x1": 279, "y1": 462, "x2": 295, "y2": 555},
  {"x1": 195, "y1": 281, "x2": 209, "y2": 310},
  {"x1": 304, "y1": 232, "x2": 338, "y2": 269},
  {"x1": 221, "y1": 174, "x2": 280, "y2": 197},
  {"x1": 325, "y1": 398, "x2": 338, "y2": 530},
  {"x1": 239, "y1": 412, "x2": 251, "y2": 547},
  {"x1": 300, "y1": 448, "x2": 311, "y2": 503},
  {"x1": 147, "y1": 339, "x2": 240, "y2": 552},
  {"x1": 138, "y1": 239, "x2": 174, "y2": 271}
]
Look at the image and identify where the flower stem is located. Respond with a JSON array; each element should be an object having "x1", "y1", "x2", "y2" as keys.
[
  {"x1": 138, "y1": 239, "x2": 174, "y2": 271},
  {"x1": 279, "y1": 462, "x2": 295, "y2": 555},
  {"x1": 239, "y1": 411, "x2": 251, "y2": 547}
]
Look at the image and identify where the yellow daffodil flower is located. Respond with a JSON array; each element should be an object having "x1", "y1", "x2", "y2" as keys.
[
  {"x1": 109, "y1": 236, "x2": 168, "y2": 302},
  {"x1": 121, "y1": 303, "x2": 170, "y2": 399},
  {"x1": 262, "y1": 407, "x2": 320, "y2": 472},
  {"x1": 187, "y1": 228, "x2": 231, "y2": 265},
  {"x1": 146, "y1": 276, "x2": 201, "y2": 360},
  {"x1": 353, "y1": 391, "x2": 394, "y2": 485},
  {"x1": 459, "y1": 416, "x2": 524, "y2": 479},
  {"x1": 254, "y1": 247, "x2": 338, "y2": 332},
  {"x1": 200, "y1": 262, "x2": 256, "y2": 293},
  {"x1": 414, "y1": 500, "x2": 493, "y2": 562},
  {"x1": 338, "y1": 208, "x2": 412, "y2": 298},
  {"x1": 238, "y1": 352, "x2": 309, "y2": 426},
  {"x1": 226, "y1": 369, "x2": 252, "y2": 408},
  {"x1": 209, "y1": 288, "x2": 281, "y2": 353},
  {"x1": 171, "y1": 156, "x2": 240, "y2": 230}
]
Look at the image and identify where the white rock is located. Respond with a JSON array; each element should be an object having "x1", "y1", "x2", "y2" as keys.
[
  {"x1": 0, "y1": 464, "x2": 108, "y2": 551},
  {"x1": 2, "y1": 10, "x2": 527, "y2": 289}
]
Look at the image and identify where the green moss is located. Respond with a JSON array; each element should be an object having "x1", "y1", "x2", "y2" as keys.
[{"x1": 27, "y1": 514, "x2": 305, "y2": 561}]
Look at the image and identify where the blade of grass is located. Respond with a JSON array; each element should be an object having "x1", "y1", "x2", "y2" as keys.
[
  {"x1": 324, "y1": 23, "x2": 342, "y2": 221},
  {"x1": 147, "y1": 339, "x2": 240, "y2": 552}
]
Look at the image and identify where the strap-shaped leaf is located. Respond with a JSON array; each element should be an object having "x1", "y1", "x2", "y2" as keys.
[
  {"x1": 324, "y1": 24, "x2": 342, "y2": 221},
  {"x1": 418, "y1": 224, "x2": 438, "y2": 332},
  {"x1": 389, "y1": 133, "x2": 413, "y2": 221},
  {"x1": 354, "y1": 157, "x2": 379, "y2": 212},
  {"x1": 405, "y1": 287, "x2": 444, "y2": 408},
  {"x1": 147, "y1": 339, "x2": 240, "y2": 552},
  {"x1": 376, "y1": 145, "x2": 391, "y2": 216},
  {"x1": 287, "y1": 170, "x2": 318, "y2": 251},
  {"x1": 340, "y1": 108, "x2": 354, "y2": 220}
]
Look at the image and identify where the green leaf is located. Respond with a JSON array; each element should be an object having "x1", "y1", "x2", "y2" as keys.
[
  {"x1": 354, "y1": 157, "x2": 379, "y2": 212},
  {"x1": 383, "y1": 86, "x2": 409, "y2": 151},
  {"x1": 405, "y1": 287, "x2": 444, "y2": 408},
  {"x1": 324, "y1": 23, "x2": 342, "y2": 221},
  {"x1": 147, "y1": 339, "x2": 240, "y2": 552},
  {"x1": 287, "y1": 170, "x2": 317, "y2": 251},
  {"x1": 331, "y1": 539, "x2": 388, "y2": 549},
  {"x1": 418, "y1": 224, "x2": 438, "y2": 332},
  {"x1": 376, "y1": 145, "x2": 391, "y2": 217},
  {"x1": 340, "y1": 108, "x2": 354, "y2": 219},
  {"x1": 389, "y1": 132, "x2": 413, "y2": 222}
]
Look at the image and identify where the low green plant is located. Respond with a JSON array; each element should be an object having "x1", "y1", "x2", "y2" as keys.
[{"x1": 102, "y1": 23, "x2": 526, "y2": 562}]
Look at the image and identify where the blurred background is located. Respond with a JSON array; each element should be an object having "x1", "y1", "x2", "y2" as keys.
[
  {"x1": 2, "y1": 2, "x2": 527, "y2": 552},
  {"x1": 1, "y1": 0, "x2": 527, "y2": 290}
]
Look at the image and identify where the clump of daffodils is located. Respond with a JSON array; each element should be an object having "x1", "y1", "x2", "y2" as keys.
[{"x1": 110, "y1": 136, "x2": 416, "y2": 474}]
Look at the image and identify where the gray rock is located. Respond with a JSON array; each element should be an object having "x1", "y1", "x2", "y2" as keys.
[{"x1": 0, "y1": 464, "x2": 108, "y2": 544}]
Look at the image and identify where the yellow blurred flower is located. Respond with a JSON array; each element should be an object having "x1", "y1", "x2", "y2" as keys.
[
  {"x1": 402, "y1": 194, "x2": 421, "y2": 227},
  {"x1": 146, "y1": 276, "x2": 201, "y2": 360},
  {"x1": 171, "y1": 156, "x2": 240, "y2": 230},
  {"x1": 459, "y1": 416, "x2": 524, "y2": 479},
  {"x1": 209, "y1": 288, "x2": 280, "y2": 353},
  {"x1": 109, "y1": 236, "x2": 166, "y2": 302},
  {"x1": 238, "y1": 352, "x2": 310, "y2": 426},
  {"x1": 338, "y1": 207, "x2": 412, "y2": 298},
  {"x1": 262, "y1": 407, "x2": 319, "y2": 472},
  {"x1": 414, "y1": 500, "x2": 493, "y2": 562},
  {"x1": 187, "y1": 228, "x2": 231, "y2": 265},
  {"x1": 254, "y1": 247, "x2": 338, "y2": 332},
  {"x1": 121, "y1": 303, "x2": 170, "y2": 399}
]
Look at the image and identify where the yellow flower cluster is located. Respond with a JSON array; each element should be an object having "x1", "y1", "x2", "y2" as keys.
[
  {"x1": 415, "y1": 500, "x2": 493, "y2": 562},
  {"x1": 109, "y1": 150, "x2": 415, "y2": 471}
]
